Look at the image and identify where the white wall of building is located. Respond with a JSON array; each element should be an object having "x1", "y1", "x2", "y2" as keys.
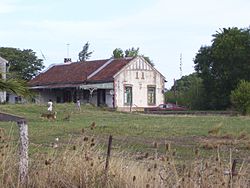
[
  {"x1": 0, "y1": 91, "x2": 6, "y2": 103},
  {"x1": 114, "y1": 57, "x2": 165, "y2": 110},
  {"x1": 7, "y1": 94, "x2": 26, "y2": 104}
]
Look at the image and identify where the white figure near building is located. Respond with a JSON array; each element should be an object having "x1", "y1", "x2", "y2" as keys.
[
  {"x1": 48, "y1": 99, "x2": 53, "y2": 112},
  {"x1": 76, "y1": 98, "x2": 81, "y2": 112}
]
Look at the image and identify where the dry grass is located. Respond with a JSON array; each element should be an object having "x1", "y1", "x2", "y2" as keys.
[
  {"x1": 201, "y1": 127, "x2": 250, "y2": 152},
  {"x1": 208, "y1": 122, "x2": 223, "y2": 136},
  {"x1": 0, "y1": 129, "x2": 249, "y2": 188}
]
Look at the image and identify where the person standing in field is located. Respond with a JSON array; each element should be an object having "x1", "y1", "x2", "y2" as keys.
[
  {"x1": 48, "y1": 99, "x2": 53, "y2": 113},
  {"x1": 76, "y1": 98, "x2": 81, "y2": 112}
]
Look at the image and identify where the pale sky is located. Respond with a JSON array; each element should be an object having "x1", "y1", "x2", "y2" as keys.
[{"x1": 1, "y1": 0, "x2": 250, "y2": 88}]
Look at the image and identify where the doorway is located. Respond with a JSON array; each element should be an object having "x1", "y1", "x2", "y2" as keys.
[
  {"x1": 97, "y1": 89, "x2": 106, "y2": 106},
  {"x1": 63, "y1": 90, "x2": 72, "y2": 102}
]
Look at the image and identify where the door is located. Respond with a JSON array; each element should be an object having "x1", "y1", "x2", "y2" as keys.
[
  {"x1": 97, "y1": 89, "x2": 106, "y2": 106},
  {"x1": 63, "y1": 90, "x2": 72, "y2": 102},
  {"x1": 124, "y1": 86, "x2": 132, "y2": 106}
]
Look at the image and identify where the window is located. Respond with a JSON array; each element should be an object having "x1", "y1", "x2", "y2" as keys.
[
  {"x1": 136, "y1": 72, "x2": 139, "y2": 79},
  {"x1": 141, "y1": 72, "x2": 144, "y2": 79},
  {"x1": 124, "y1": 86, "x2": 132, "y2": 105},
  {"x1": 147, "y1": 86, "x2": 156, "y2": 105}
]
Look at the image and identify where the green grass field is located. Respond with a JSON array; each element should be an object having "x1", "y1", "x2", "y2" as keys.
[{"x1": 0, "y1": 104, "x2": 250, "y2": 161}]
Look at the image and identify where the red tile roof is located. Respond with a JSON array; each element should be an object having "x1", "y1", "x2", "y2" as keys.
[
  {"x1": 89, "y1": 58, "x2": 132, "y2": 82},
  {"x1": 29, "y1": 58, "x2": 133, "y2": 87}
]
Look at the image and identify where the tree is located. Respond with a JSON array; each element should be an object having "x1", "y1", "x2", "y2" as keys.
[
  {"x1": 0, "y1": 47, "x2": 44, "y2": 81},
  {"x1": 194, "y1": 46, "x2": 216, "y2": 109},
  {"x1": 194, "y1": 27, "x2": 250, "y2": 110},
  {"x1": 0, "y1": 76, "x2": 31, "y2": 98},
  {"x1": 125, "y1": 47, "x2": 139, "y2": 57},
  {"x1": 112, "y1": 48, "x2": 124, "y2": 58},
  {"x1": 112, "y1": 47, "x2": 154, "y2": 66},
  {"x1": 231, "y1": 80, "x2": 250, "y2": 115},
  {"x1": 78, "y1": 42, "x2": 93, "y2": 61},
  {"x1": 141, "y1": 55, "x2": 154, "y2": 66},
  {"x1": 166, "y1": 73, "x2": 205, "y2": 109}
]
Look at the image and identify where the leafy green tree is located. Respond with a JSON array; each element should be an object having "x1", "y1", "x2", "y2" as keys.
[
  {"x1": 0, "y1": 47, "x2": 44, "y2": 81},
  {"x1": 194, "y1": 46, "x2": 216, "y2": 109},
  {"x1": 78, "y1": 42, "x2": 93, "y2": 61},
  {"x1": 112, "y1": 47, "x2": 154, "y2": 66},
  {"x1": 194, "y1": 27, "x2": 250, "y2": 109},
  {"x1": 166, "y1": 73, "x2": 204, "y2": 109},
  {"x1": 231, "y1": 80, "x2": 250, "y2": 115},
  {"x1": 125, "y1": 47, "x2": 139, "y2": 57},
  {"x1": 112, "y1": 48, "x2": 124, "y2": 58}
]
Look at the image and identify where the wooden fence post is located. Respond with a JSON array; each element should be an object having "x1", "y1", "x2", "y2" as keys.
[
  {"x1": 104, "y1": 135, "x2": 113, "y2": 186},
  {"x1": 17, "y1": 120, "x2": 29, "y2": 185},
  {"x1": 105, "y1": 135, "x2": 113, "y2": 171}
]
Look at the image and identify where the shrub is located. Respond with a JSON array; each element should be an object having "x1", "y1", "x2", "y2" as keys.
[{"x1": 231, "y1": 80, "x2": 250, "y2": 115}]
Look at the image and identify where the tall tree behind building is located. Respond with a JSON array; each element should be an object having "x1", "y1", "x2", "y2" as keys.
[
  {"x1": 112, "y1": 47, "x2": 154, "y2": 66},
  {"x1": 78, "y1": 42, "x2": 93, "y2": 61},
  {"x1": 194, "y1": 27, "x2": 250, "y2": 110}
]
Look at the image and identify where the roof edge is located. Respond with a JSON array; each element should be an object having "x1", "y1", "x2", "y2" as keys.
[{"x1": 0, "y1": 56, "x2": 8, "y2": 63}]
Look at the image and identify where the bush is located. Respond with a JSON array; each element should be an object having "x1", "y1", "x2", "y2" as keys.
[{"x1": 231, "y1": 80, "x2": 250, "y2": 115}]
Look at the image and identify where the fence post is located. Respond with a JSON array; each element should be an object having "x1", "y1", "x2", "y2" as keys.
[
  {"x1": 104, "y1": 135, "x2": 113, "y2": 186},
  {"x1": 17, "y1": 120, "x2": 29, "y2": 185}
]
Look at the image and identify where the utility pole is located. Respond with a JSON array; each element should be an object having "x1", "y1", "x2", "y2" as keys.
[
  {"x1": 180, "y1": 53, "x2": 183, "y2": 78},
  {"x1": 174, "y1": 78, "x2": 178, "y2": 106},
  {"x1": 66, "y1": 43, "x2": 70, "y2": 58}
]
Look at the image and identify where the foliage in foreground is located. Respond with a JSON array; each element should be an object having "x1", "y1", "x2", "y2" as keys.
[
  {"x1": 0, "y1": 76, "x2": 32, "y2": 98},
  {"x1": 0, "y1": 129, "x2": 249, "y2": 188}
]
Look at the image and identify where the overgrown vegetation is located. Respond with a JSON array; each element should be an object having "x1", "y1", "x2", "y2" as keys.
[
  {"x1": 0, "y1": 104, "x2": 250, "y2": 159},
  {"x1": 0, "y1": 121, "x2": 249, "y2": 188},
  {"x1": 165, "y1": 73, "x2": 205, "y2": 109},
  {"x1": 0, "y1": 104, "x2": 250, "y2": 187},
  {"x1": 231, "y1": 80, "x2": 250, "y2": 115}
]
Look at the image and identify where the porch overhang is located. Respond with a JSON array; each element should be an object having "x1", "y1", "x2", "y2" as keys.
[
  {"x1": 30, "y1": 82, "x2": 114, "y2": 90},
  {"x1": 30, "y1": 83, "x2": 82, "y2": 89},
  {"x1": 79, "y1": 82, "x2": 114, "y2": 89}
]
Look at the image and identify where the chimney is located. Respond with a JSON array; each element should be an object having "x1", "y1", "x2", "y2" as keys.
[{"x1": 64, "y1": 58, "x2": 71, "y2": 63}]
